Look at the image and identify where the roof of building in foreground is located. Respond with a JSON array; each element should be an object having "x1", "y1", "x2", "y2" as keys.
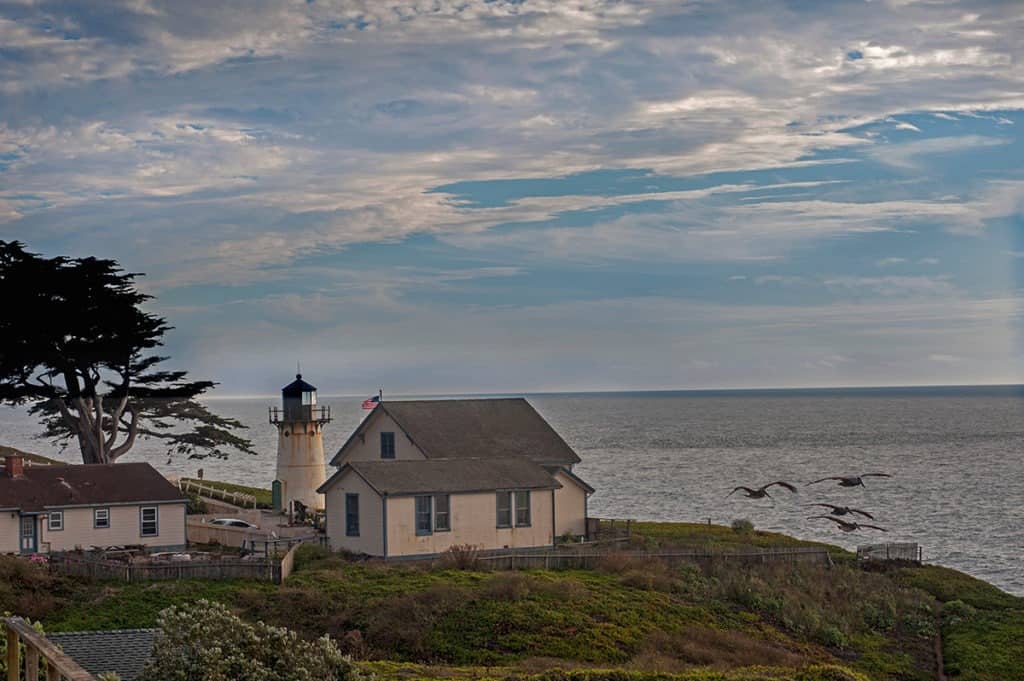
[
  {"x1": 47, "y1": 629, "x2": 157, "y2": 681},
  {"x1": 320, "y1": 457, "x2": 563, "y2": 497},
  {"x1": 0, "y1": 462, "x2": 186, "y2": 512},
  {"x1": 332, "y1": 397, "x2": 581, "y2": 466}
]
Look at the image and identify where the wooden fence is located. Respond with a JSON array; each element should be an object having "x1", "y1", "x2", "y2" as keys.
[
  {"x1": 475, "y1": 546, "x2": 832, "y2": 571},
  {"x1": 857, "y1": 542, "x2": 922, "y2": 563},
  {"x1": 3, "y1": 616, "x2": 95, "y2": 681},
  {"x1": 48, "y1": 553, "x2": 284, "y2": 584},
  {"x1": 178, "y1": 479, "x2": 259, "y2": 508}
]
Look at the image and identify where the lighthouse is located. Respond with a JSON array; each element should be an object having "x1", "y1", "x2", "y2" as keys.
[{"x1": 269, "y1": 373, "x2": 331, "y2": 513}]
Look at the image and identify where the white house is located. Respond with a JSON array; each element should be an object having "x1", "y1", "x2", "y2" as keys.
[
  {"x1": 0, "y1": 455, "x2": 187, "y2": 554},
  {"x1": 319, "y1": 398, "x2": 594, "y2": 557}
]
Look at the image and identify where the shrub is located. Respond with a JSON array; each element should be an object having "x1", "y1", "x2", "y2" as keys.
[
  {"x1": 365, "y1": 584, "x2": 470, "y2": 659},
  {"x1": 941, "y1": 599, "x2": 976, "y2": 627},
  {"x1": 484, "y1": 572, "x2": 533, "y2": 601},
  {"x1": 439, "y1": 544, "x2": 480, "y2": 570},
  {"x1": 185, "y1": 493, "x2": 208, "y2": 515},
  {"x1": 292, "y1": 542, "x2": 332, "y2": 571},
  {"x1": 141, "y1": 599, "x2": 365, "y2": 681},
  {"x1": 730, "y1": 518, "x2": 754, "y2": 534}
]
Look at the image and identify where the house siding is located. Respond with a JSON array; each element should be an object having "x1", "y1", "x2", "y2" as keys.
[
  {"x1": 553, "y1": 470, "x2": 588, "y2": 537},
  {"x1": 323, "y1": 472, "x2": 384, "y2": 555},
  {"x1": 0, "y1": 513, "x2": 19, "y2": 553},
  {"x1": 38, "y1": 503, "x2": 187, "y2": 552},
  {"x1": 386, "y1": 490, "x2": 554, "y2": 557},
  {"x1": 339, "y1": 412, "x2": 426, "y2": 464}
]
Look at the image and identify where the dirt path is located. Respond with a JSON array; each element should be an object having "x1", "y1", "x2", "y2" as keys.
[{"x1": 934, "y1": 608, "x2": 948, "y2": 681}]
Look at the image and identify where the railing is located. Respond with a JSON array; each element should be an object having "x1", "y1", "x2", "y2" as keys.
[
  {"x1": 474, "y1": 546, "x2": 831, "y2": 571},
  {"x1": 586, "y1": 517, "x2": 634, "y2": 540},
  {"x1": 178, "y1": 479, "x2": 259, "y2": 508},
  {"x1": 857, "y1": 542, "x2": 922, "y2": 563},
  {"x1": 3, "y1": 616, "x2": 95, "y2": 681},
  {"x1": 268, "y1": 405, "x2": 331, "y2": 424}
]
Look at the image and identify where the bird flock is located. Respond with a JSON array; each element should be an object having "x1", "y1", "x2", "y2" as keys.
[{"x1": 728, "y1": 472, "x2": 892, "y2": 533}]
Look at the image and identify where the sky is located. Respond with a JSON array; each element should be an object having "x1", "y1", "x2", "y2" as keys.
[{"x1": 1, "y1": 0, "x2": 1023, "y2": 396}]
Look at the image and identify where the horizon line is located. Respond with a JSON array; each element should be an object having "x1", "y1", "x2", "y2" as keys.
[{"x1": 202, "y1": 381, "x2": 1024, "y2": 400}]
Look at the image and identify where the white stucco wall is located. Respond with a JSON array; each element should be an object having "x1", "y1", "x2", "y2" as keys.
[
  {"x1": 39, "y1": 503, "x2": 187, "y2": 551},
  {"x1": 386, "y1": 489, "x2": 555, "y2": 556},
  {"x1": 334, "y1": 412, "x2": 426, "y2": 465},
  {"x1": 276, "y1": 421, "x2": 328, "y2": 511},
  {"x1": 323, "y1": 472, "x2": 384, "y2": 555},
  {"x1": 0, "y1": 513, "x2": 20, "y2": 553},
  {"x1": 553, "y1": 470, "x2": 588, "y2": 538}
]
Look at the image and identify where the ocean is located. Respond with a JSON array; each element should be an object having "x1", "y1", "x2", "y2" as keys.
[{"x1": 2, "y1": 385, "x2": 1022, "y2": 595}]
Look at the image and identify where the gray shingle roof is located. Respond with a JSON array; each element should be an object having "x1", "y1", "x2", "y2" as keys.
[
  {"x1": 331, "y1": 398, "x2": 581, "y2": 466},
  {"x1": 48, "y1": 629, "x2": 157, "y2": 681},
  {"x1": 322, "y1": 458, "x2": 562, "y2": 496},
  {"x1": 0, "y1": 462, "x2": 186, "y2": 512}
]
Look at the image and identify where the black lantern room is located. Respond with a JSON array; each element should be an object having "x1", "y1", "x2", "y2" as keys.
[{"x1": 270, "y1": 373, "x2": 331, "y2": 425}]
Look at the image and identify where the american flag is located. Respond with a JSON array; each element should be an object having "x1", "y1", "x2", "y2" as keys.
[{"x1": 361, "y1": 395, "x2": 381, "y2": 410}]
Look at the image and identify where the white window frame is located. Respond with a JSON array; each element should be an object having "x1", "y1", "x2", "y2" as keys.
[
  {"x1": 48, "y1": 511, "x2": 63, "y2": 532},
  {"x1": 140, "y1": 506, "x2": 159, "y2": 537},
  {"x1": 94, "y1": 508, "x2": 110, "y2": 529}
]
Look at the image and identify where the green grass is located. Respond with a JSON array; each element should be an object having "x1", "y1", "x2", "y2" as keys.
[
  {"x1": 627, "y1": 522, "x2": 854, "y2": 559},
  {"x1": 894, "y1": 565, "x2": 1024, "y2": 680},
  {"x1": 361, "y1": 661, "x2": 873, "y2": 681},
  {"x1": 180, "y1": 477, "x2": 273, "y2": 508},
  {"x1": 2, "y1": 522, "x2": 1020, "y2": 680}
]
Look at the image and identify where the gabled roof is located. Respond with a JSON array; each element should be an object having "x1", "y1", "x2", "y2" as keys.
[
  {"x1": 545, "y1": 464, "x2": 596, "y2": 494},
  {"x1": 331, "y1": 398, "x2": 581, "y2": 466},
  {"x1": 320, "y1": 458, "x2": 562, "y2": 497},
  {"x1": 47, "y1": 629, "x2": 156, "y2": 681},
  {"x1": 0, "y1": 462, "x2": 186, "y2": 512}
]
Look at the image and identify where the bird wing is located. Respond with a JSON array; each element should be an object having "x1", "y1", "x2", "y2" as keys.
[
  {"x1": 766, "y1": 481, "x2": 797, "y2": 493},
  {"x1": 860, "y1": 524, "x2": 888, "y2": 531},
  {"x1": 861, "y1": 473, "x2": 891, "y2": 478},
  {"x1": 807, "y1": 477, "x2": 841, "y2": 485},
  {"x1": 849, "y1": 508, "x2": 875, "y2": 519},
  {"x1": 807, "y1": 515, "x2": 842, "y2": 525},
  {"x1": 728, "y1": 486, "x2": 752, "y2": 497}
]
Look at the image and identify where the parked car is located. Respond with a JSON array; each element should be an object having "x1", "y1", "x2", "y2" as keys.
[{"x1": 208, "y1": 518, "x2": 258, "y2": 529}]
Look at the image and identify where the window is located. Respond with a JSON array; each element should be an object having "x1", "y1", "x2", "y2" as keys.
[
  {"x1": 94, "y1": 508, "x2": 110, "y2": 529},
  {"x1": 140, "y1": 506, "x2": 159, "y2": 537},
  {"x1": 345, "y1": 494, "x2": 360, "y2": 537},
  {"x1": 415, "y1": 495, "x2": 433, "y2": 535},
  {"x1": 515, "y1": 491, "x2": 531, "y2": 527},
  {"x1": 48, "y1": 511, "x2": 63, "y2": 531},
  {"x1": 496, "y1": 491, "x2": 512, "y2": 528},
  {"x1": 434, "y1": 494, "x2": 450, "y2": 532},
  {"x1": 21, "y1": 516, "x2": 34, "y2": 537},
  {"x1": 380, "y1": 432, "x2": 396, "y2": 459}
]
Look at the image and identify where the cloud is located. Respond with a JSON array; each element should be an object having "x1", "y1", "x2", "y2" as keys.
[{"x1": 823, "y1": 276, "x2": 957, "y2": 297}]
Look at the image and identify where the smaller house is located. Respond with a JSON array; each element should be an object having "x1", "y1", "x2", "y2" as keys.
[
  {"x1": 0, "y1": 456, "x2": 187, "y2": 554},
  {"x1": 320, "y1": 398, "x2": 594, "y2": 557}
]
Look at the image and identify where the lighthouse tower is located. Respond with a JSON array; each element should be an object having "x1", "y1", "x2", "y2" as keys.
[{"x1": 269, "y1": 373, "x2": 331, "y2": 512}]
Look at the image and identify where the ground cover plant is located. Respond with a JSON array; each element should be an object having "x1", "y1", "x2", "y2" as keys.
[{"x1": 2, "y1": 522, "x2": 1020, "y2": 680}]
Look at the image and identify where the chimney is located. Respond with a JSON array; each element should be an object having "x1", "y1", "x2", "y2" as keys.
[{"x1": 4, "y1": 455, "x2": 24, "y2": 478}]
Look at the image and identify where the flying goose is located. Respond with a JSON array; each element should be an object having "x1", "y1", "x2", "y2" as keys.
[
  {"x1": 808, "y1": 515, "x2": 888, "y2": 532},
  {"x1": 727, "y1": 481, "x2": 798, "y2": 499},
  {"x1": 805, "y1": 503, "x2": 875, "y2": 519},
  {"x1": 807, "y1": 473, "x2": 891, "y2": 488}
]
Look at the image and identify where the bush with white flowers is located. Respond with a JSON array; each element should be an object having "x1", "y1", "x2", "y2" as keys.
[{"x1": 141, "y1": 599, "x2": 366, "y2": 681}]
